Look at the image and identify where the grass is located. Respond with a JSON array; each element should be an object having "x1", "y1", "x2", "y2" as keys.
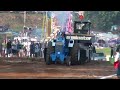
[{"x1": 96, "y1": 47, "x2": 111, "y2": 56}]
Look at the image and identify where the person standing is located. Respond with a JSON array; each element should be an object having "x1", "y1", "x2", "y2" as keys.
[
  {"x1": 30, "y1": 41, "x2": 35, "y2": 58},
  {"x1": 2, "y1": 40, "x2": 6, "y2": 57},
  {"x1": 41, "y1": 41, "x2": 45, "y2": 58},
  {"x1": 17, "y1": 41, "x2": 24, "y2": 57},
  {"x1": 92, "y1": 44, "x2": 96, "y2": 60},
  {"x1": 114, "y1": 44, "x2": 120, "y2": 79},
  {"x1": 0, "y1": 43, "x2": 2, "y2": 57},
  {"x1": 44, "y1": 41, "x2": 48, "y2": 61},
  {"x1": 115, "y1": 45, "x2": 120, "y2": 63},
  {"x1": 23, "y1": 45, "x2": 27, "y2": 57},
  {"x1": 38, "y1": 42, "x2": 41, "y2": 57},
  {"x1": 40, "y1": 42, "x2": 42, "y2": 57},
  {"x1": 11, "y1": 40, "x2": 17, "y2": 57},
  {"x1": 110, "y1": 46, "x2": 114, "y2": 58},
  {"x1": 117, "y1": 60, "x2": 120, "y2": 79},
  {"x1": 6, "y1": 40, "x2": 12, "y2": 57},
  {"x1": 34, "y1": 43, "x2": 39, "y2": 57},
  {"x1": 26, "y1": 41, "x2": 30, "y2": 57}
]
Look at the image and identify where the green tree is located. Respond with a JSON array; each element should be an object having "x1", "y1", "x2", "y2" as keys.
[{"x1": 78, "y1": 11, "x2": 120, "y2": 32}]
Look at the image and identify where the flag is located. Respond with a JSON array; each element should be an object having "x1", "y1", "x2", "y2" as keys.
[{"x1": 66, "y1": 13, "x2": 73, "y2": 34}]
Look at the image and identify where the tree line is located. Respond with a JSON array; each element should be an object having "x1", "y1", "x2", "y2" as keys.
[{"x1": 73, "y1": 11, "x2": 120, "y2": 32}]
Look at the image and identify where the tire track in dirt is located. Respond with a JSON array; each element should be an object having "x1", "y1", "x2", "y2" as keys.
[{"x1": 0, "y1": 60, "x2": 116, "y2": 79}]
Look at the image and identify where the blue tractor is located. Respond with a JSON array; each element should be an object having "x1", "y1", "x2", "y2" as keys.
[
  {"x1": 45, "y1": 20, "x2": 95, "y2": 66},
  {"x1": 45, "y1": 31, "x2": 73, "y2": 66}
]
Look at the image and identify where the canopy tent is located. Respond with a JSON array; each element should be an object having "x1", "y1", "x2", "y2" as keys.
[
  {"x1": 107, "y1": 39, "x2": 117, "y2": 47},
  {"x1": 97, "y1": 39, "x2": 106, "y2": 44},
  {"x1": 0, "y1": 31, "x2": 19, "y2": 36},
  {"x1": 0, "y1": 31, "x2": 19, "y2": 43},
  {"x1": 108, "y1": 39, "x2": 117, "y2": 44},
  {"x1": 116, "y1": 38, "x2": 120, "y2": 44}
]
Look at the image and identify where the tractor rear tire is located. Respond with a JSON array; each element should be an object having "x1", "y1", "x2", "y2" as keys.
[
  {"x1": 78, "y1": 49, "x2": 86, "y2": 65},
  {"x1": 70, "y1": 43, "x2": 79, "y2": 65},
  {"x1": 46, "y1": 41, "x2": 54, "y2": 65},
  {"x1": 66, "y1": 56, "x2": 71, "y2": 66}
]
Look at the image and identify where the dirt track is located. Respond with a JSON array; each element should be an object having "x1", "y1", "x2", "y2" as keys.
[{"x1": 0, "y1": 58, "x2": 117, "y2": 79}]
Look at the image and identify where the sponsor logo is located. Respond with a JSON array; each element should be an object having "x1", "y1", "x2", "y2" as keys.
[{"x1": 66, "y1": 36, "x2": 92, "y2": 40}]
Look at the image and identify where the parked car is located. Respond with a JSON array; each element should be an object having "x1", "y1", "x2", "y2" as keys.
[{"x1": 91, "y1": 52, "x2": 106, "y2": 61}]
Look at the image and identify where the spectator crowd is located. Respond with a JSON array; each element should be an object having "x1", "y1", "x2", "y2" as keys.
[{"x1": 0, "y1": 39, "x2": 46, "y2": 58}]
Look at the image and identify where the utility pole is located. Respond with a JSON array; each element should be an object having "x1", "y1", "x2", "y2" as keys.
[
  {"x1": 48, "y1": 11, "x2": 52, "y2": 37},
  {"x1": 23, "y1": 11, "x2": 26, "y2": 28},
  {"x1": 42, "y1": 12, "x2": 45, "y2": 39},
  {"x1": 45, "y1": 11, "x2": 48, "y2": 39}
]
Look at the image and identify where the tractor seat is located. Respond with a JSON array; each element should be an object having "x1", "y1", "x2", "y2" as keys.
[{"x1": 80, "y1": 30, "x2": 89, "y2": 34}]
